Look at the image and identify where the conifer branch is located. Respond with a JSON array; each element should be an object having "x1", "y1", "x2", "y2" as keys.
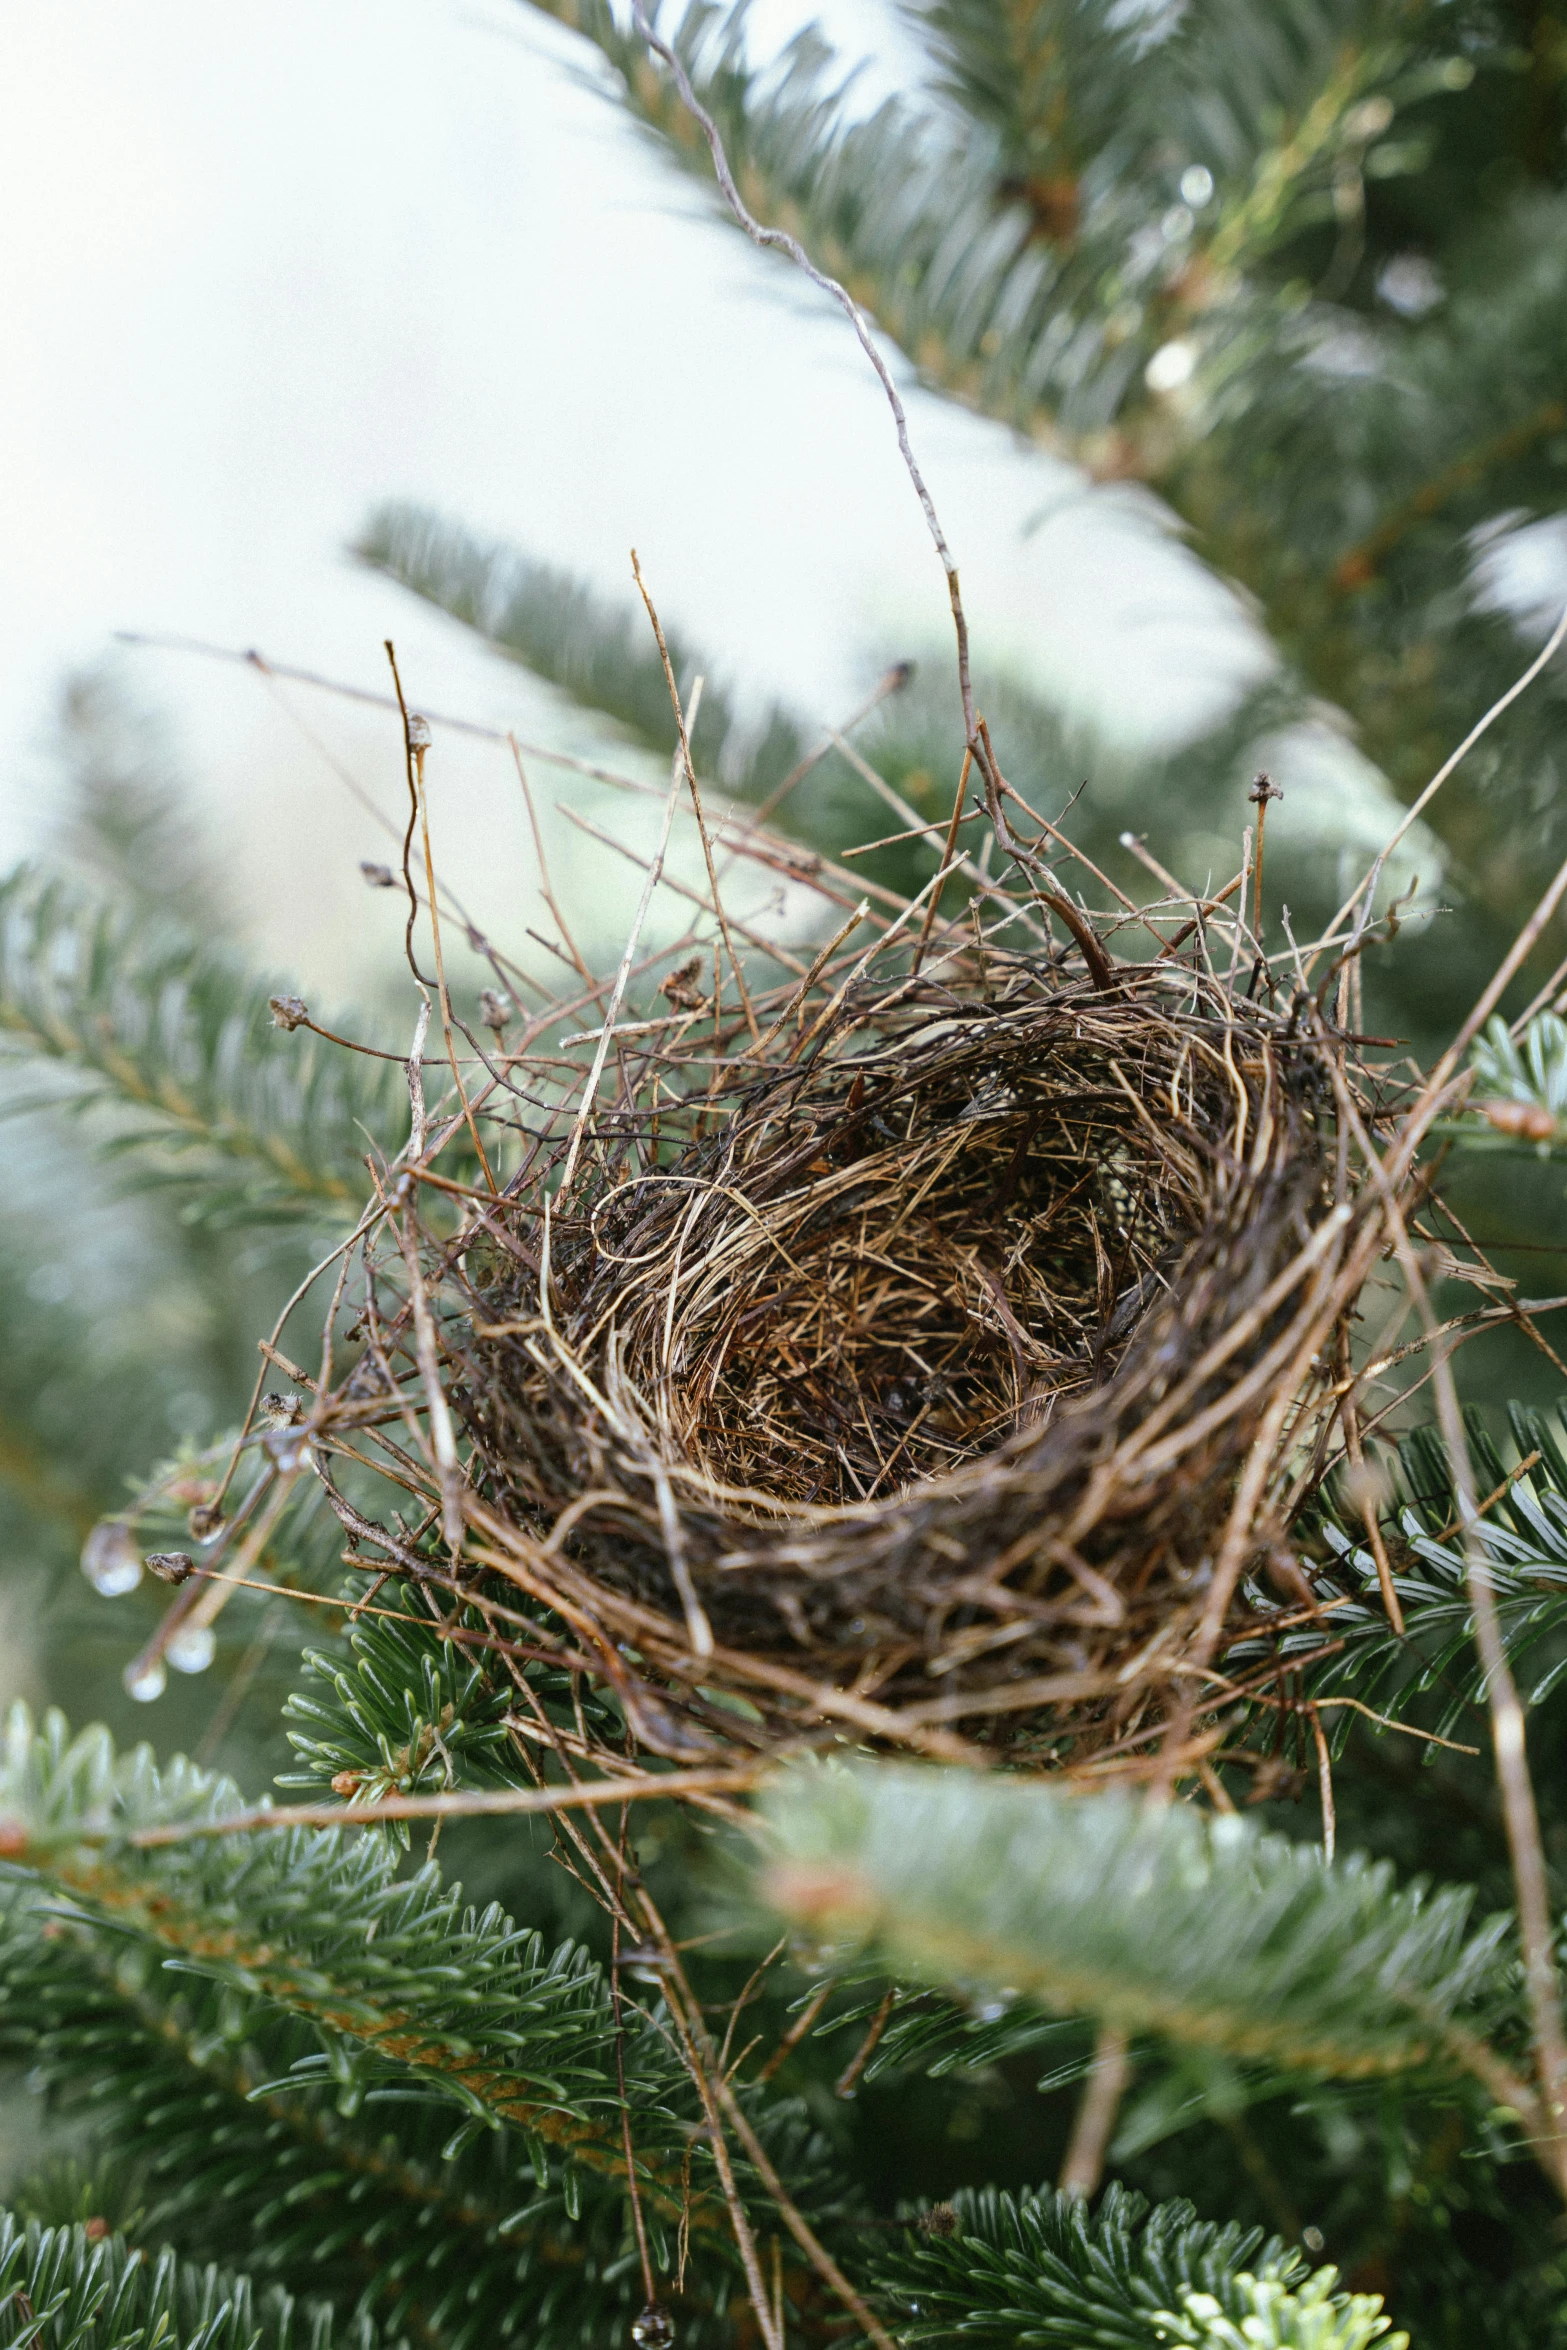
[
  {"x1": 1234, "y1": 1401, "x2": 1567, "y2": 1745},
  {"x1": 0, "y1": 1895, "x2": 714, "y2": 2348},
  {"x1": 0, "y1": 1705, "x2": 857, "y2": 2342},
  {"x1": 0, "y1": 1709, "x2": 683, "y2": 2184},
  {"x1": 0, "y1": 2208, "x2": 370, "y2": 2350},
  {"x1": 356, "y1": 505, "x2": 810, "y2": 806},
  {"x1": 865, "y1": 2178, "x2": 1405, "y2": 2349},
  {"x1": 0, "y1": 872, "x2": 401, "y2": 1223},
  {"x1": 757, "y1": 1762, "x2": 1511, "y2": 2087}
]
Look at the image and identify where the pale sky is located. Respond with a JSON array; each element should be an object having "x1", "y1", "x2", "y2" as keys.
[{"x1": 1, "y1": 0, "x2": 1400, "y2": 998}]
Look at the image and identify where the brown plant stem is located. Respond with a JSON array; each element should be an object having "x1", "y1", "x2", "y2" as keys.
[
  {"x1": 1058, "y1": 2026, "x2": 1132, "y2": 2199},
  {"x1": 1324, "y1": 1047, "x2": 1567, "y2": 2199}
]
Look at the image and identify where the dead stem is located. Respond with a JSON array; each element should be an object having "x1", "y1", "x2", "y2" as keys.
[{"x1": 1058, "y1": 2026, "x2": 1132, "y2": 2199}]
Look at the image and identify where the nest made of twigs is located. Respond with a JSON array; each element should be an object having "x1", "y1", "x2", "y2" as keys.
[{"x1": 451, "y1": 942, "x2": 1361, "y2": 1766}]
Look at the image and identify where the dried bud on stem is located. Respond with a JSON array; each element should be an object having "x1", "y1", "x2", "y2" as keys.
[{"x1": 145, "y1": 1551, "x2": 196, "y2": 1587}]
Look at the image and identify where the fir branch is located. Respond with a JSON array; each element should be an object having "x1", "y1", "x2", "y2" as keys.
[
  {"x1": 278, "y1": 1573, "x2": 626, "y2": 1847},
  {"x1": 1152, "y1": 2264, "x2": 1406, "y2": 2350},
  {"x1": 518, "y1": 0, "x2": 1438, "y2": 450},
  {"x1": 0, "y1": 1895, "x2": 716, "y2": 2350},
  {"x1": 866, "y1": 2177, "x2": 1338, "y2": 2349},
  {"x1": 518, "y1": 0, "x2": 1567, "y2": 982},
  {"x1": 1449, "y1": 1011, "x2": 1567, "y2": 1154},
  {"x1": 50, "y1": 662, "x2": 231, "y2": 928},
  {"x1": 0, "y1": 870, "x2": 403, "y2": 1224},
  {"x1": 280, "y1": 1576, "x2": 523, "y2": 1820},
  {"x1": 756, "y1": 1761, "x2": 1511, "y2": 2084},
  {"x1": 1247, "y1": 1404, "x2": 1567, "y2": 1743},
  {"x1": 0, "y1": 1707, "x2": 679, "y2": 2175},
  {"x1": 0, "y1": 2208, "x2": 368, "y2": 2350},
  {"x1": 0, "y1": 1705, "x2": 853, "y2": 2318},
  {"x1": 355, "y1": 504, "x2": 808, "y2": 802},
  {"x1": 0, "y1": 1712, "x2": 867, "y2": 2345}
]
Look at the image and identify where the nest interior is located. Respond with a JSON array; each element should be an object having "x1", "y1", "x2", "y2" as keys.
[
  {"x1": 578, "y1": 1001, "x2": 1208, "y2": 1508},
  {"x1": 457, "y1": 950, "x2": 1350, "y2": 1761}
]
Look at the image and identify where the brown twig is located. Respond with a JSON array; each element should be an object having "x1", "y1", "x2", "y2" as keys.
[{"x1": 1058, "y1": 2026, "x2": 1132, "y2": 2198}]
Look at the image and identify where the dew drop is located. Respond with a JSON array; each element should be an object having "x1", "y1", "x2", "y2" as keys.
[
  {"x1": 81, "y1": 1522, "x2": 143, "y2": 1597},
  {"x1": 124, "y1": 1658, "x2": 166, "y2": 1703},
  {"x1": 631, "y1": 2306, "x2": 675, "y2": 2349},
  {"x1": 264, "y1": 1429, "x2": 315, "y2": 1475},
  {"x1": 168, "y1": 1625, "x2": 216, "y2": 1676}
]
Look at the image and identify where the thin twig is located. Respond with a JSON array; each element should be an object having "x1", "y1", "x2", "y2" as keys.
[
  {"x1": 123, "y1": 1764, "x2": 766, "y2": 1845},
  {"x1": 913, "y1": 747, "x2": 974, "y2": 972},
  {"x1": 1314, "y1": 601, "x2": 1567, "y2": 968},
  {"x1": 1308, "y1": 1704, "x2": 1336, "y2": 1863},
  {"x1": 625, "y1": 0, "x2": 979, "y2": 751},
  {"x1": 557, "y1": 744, "x2": 688, "y2": 1202},
  {"x1": 1058, "y1": 2026, "x2": 1132, "y2": 2198},
  {"x1": 631, "y1": 554, "x2": 759, "y2": 1039}
]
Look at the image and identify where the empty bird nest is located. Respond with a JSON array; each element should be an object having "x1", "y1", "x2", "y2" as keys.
[{"x1": 423, "y1": 913, "x2": 1392, "y2": 1771}]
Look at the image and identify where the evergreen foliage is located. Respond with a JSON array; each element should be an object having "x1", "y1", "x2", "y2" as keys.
[
  {"x1": 49, "y1": 665, "x2": 234, "y2": 931},
  {"x1": 355, "y1": 504, "x2": 810, "y2": 804},
  {"x1": 756, "y1": 1762, "x2": 1510, "y2": 2082},
  {"x1": 1153, "y1": 2266, "x2": 1406, "y2": 2350},
  {"x1": 0, "y1": 2211, "x2": 369, "y2": 2350},
  {"x1": 0, "y1": 1706, "x2": 853, "y2": 2345},
  {"x1": 1254, "y1": 1401, "x2": 1567, "y2": 1742},
  {"x1": 866, "y1": 2180, "x2": 1314, "y2": 2348},
  {"x1": 1460, "y1": 1010, "x2": 1567, "y2": 1153},
  {"x1": 0, "y1": 866, "x2": 400, "y2": 1224},
  {"x1": 9, "y1": 9, "x2": 1567, "y2": 2345},
  {"x1": 280, "y1": 1575, "x2": 524, "y2": 1813}
]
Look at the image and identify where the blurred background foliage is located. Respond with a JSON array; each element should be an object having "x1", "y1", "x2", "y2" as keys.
[{"x1": 2, "y1": 0, "x2": 1567, "y2": 2325}]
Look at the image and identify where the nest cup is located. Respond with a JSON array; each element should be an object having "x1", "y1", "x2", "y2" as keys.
[{"x1": 458, "y1": 946, "x2": 1345, "y2": 1765}]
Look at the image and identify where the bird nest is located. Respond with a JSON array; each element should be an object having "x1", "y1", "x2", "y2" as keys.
[
  {"x1": 449, "y1": 941, "x2": 1365, "y2": 1768},
  {"x1": 113, "y1": 691, "x2": 1429, "y2": 1778}
]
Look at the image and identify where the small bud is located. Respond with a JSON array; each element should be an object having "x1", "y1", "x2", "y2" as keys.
[
  {"x1": 1476, "y1": 1099, "x2": 1557, "y2": 1143},
  {"x1": 478, "y1": 988, "x2": 510, "y2": 1035},
  {"x1": 331, "y1": 1770, "x2": 363, "y2": 1797},
  {"x1": 919, "y1": 2203, "x2": 959, "y2": 2240},
  {"x1": 146, "y1": 1551, "x2": 196, "y2": 1586},
  {"x1": 83, "y1": 2219, "x2": 109, "y2": 2243},
  {"x1": 406, "y1": 713, "x2": 433, "y2": 751},
  {"x1": 81, "y1": 1520, "x2": 143, "y2": 1597},
  {"x1": 269, "y1": 995, "x2": 309, "y2": 1032},
  {"x1": 0, "y1": 1819, "x2": 28, "y2": 1858},
  {"x1": 360, "y1": 861, "x2": 397, "y2": 889},
  {"x1": 659, "y1": 956, "x2": 707, "y2": 1012},
  {"x1": 1248, "y1": 772, "x2": 1283, "y2": 806}
]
